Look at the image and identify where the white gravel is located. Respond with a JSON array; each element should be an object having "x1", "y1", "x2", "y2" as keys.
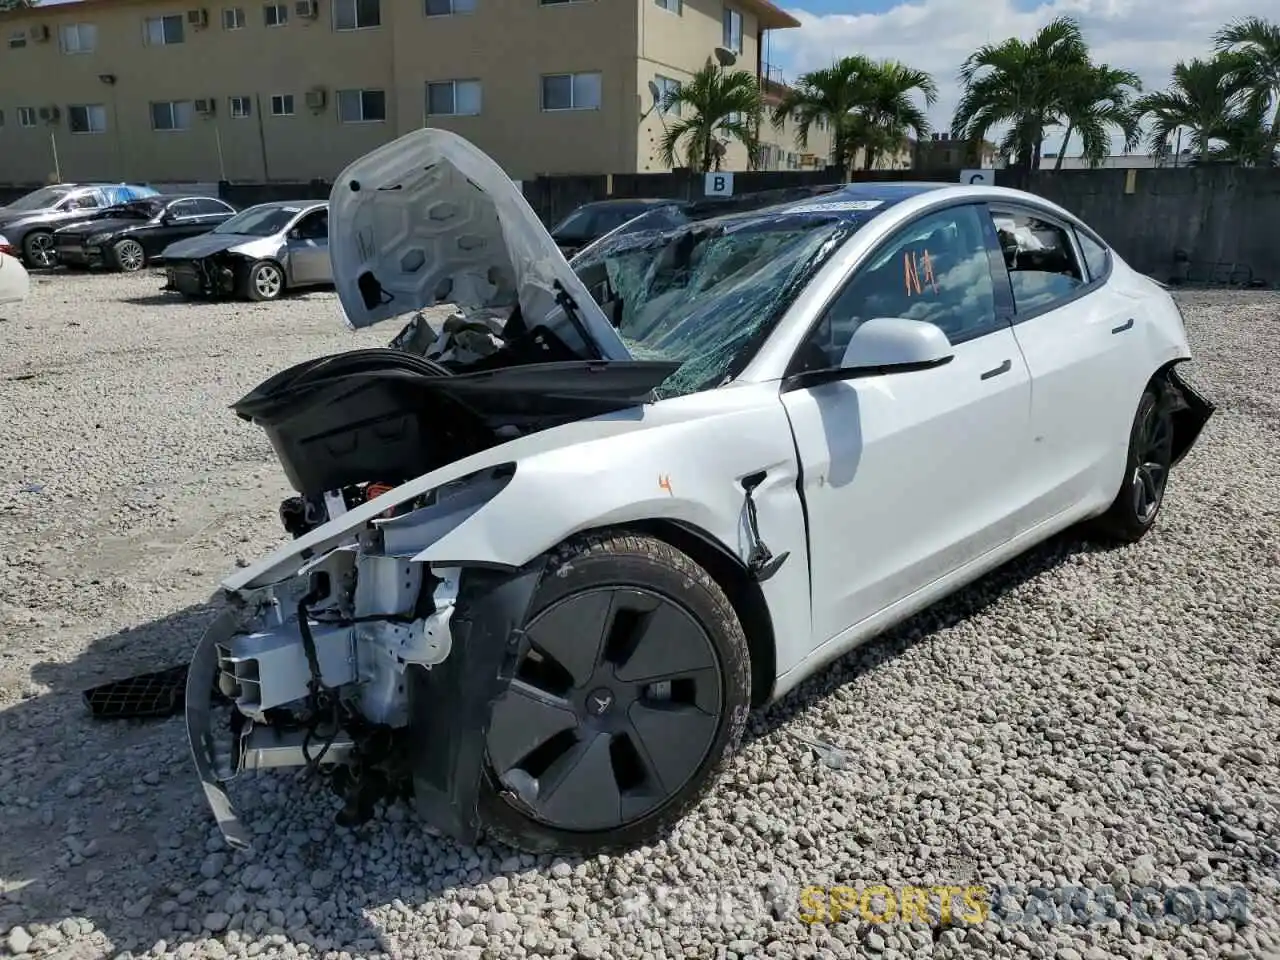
[{"x1": 1, "y1": 272, "x2": 1278, "y2": 960}]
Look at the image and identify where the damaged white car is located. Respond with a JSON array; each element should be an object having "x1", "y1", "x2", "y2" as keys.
[{"x1": 189, "y1": 130, "x2": 1214, "y2": 856}]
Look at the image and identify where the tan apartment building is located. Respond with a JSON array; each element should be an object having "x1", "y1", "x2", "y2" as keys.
[{"x1": 0, "y1": 0, "x2": 800, "y2": 185}]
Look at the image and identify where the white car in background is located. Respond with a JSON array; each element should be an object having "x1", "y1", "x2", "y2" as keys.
[{"x1": 0, "y1": 240, "x2": 30, "y2": 305}]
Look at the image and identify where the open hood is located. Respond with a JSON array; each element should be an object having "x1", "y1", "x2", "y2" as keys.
[{"x1": 328, "y1": 129, "x2": 630, "y2": 362}]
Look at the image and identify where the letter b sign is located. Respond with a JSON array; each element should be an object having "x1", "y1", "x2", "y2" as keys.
[{"x1": 704, "y1": 171, "x2": 734, "y2": 196}]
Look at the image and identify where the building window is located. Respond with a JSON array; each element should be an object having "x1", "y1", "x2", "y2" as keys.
[
  {"x1": 144, "y1": 14, "x2": 185, "y2": 44},
  {"x1": 270, "y1": 93, "x2": 295, "y2": 115},
  {"x1": 7, "y1": 31, "x2": 26, "y2": 49},
  {"x1": 17, "y1": 107, "x2": 37, "y2": 128},
  {"x1": 426, "y1": 79, "x2": 481, "y2": 117},
  {"x1": 222, "y1": 7, "x2": 245, "y2": 28},
  {"x1": 229, "y1": 96, "x2": 252, "y2": 118},
  {"x1": 333, "y1": 0, "x2": 380, "y2": 30},
  {"x1": 264, "y1": 3, "x2": 288, "y2": 26},
  {"x1": 59, "y1": 23, "x2": 97, "y2": 54},
  {"x1": 425, "y1": 0, "x2": 474, "y2": 14},
  {"x1": 151, "y1": 100, "x2": 194, "y2": 130},
  {"x1": 541, "y1": 72, "x2": 601, "y2": 111},
  {"x1": 337, "y1": 88, "x2": 386, "y2": 123},
  {"x1": 654, "y1": 0, "x2": 681, "y2": 12},
  {"x1": 68, "y1": 104, "x2": 108, "y2": 133},
  {"x1": 654, "y1": 75, "x2": 681, "y2": 116},
  {"x1": 722, "y1": 6, "x2": 742, "y2": 54}
]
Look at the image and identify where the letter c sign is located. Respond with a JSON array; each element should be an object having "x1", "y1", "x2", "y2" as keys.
[{"x1": 961, "y1": 169, "x2": 992, "y2": 186}]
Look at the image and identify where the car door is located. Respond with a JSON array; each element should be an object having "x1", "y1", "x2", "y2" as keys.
[
  {"x1": 196, "y1": 198, "x2": 236, "y2": 229},
  {"x1": 285, "y1": 208, "x2": 329, "y2": 285},
  {"x1": 780, "y1": 202, "x2": 1033, "y2": 647},
  {"x1": 984, "y1": 204, "x2": 1137, "y2": 522}
]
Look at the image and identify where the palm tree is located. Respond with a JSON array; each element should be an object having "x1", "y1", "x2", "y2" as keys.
[
  {"x1": 658, "y1": 61, "x2": 763, "y2": 173},
  {"x1": 952, "y1": 16, "x2": 1091, "y2": 175},
  {"x1": 1214, "y1": 17, "x2": 1280, "y2": 153},
  {"x1": 1053, "y1": 63, "x2": 1143, "y2": 169},
  {"x1": 769, "y1": 56, "x2": 875, "y2": 174},
  {"x1": 769, "y1": 56, "x2": 936, "y2": 174},
  {"x1": 857, "y1": 61, "x2": 937, "y2": 170},
  {"x1": 1137, "y1": 55, "x2": 1252, "y2": 163}
]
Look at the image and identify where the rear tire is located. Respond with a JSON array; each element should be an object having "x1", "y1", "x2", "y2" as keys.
[
  {"x1": 1091, "y1": 386, "x2": 1175, "y2": 544},
  {"x1": 476, "y1": 531, "x2": 750, "y2": 855},
  {"x1": 244, "y1": 260, "x2": 284, "y2": 301}
]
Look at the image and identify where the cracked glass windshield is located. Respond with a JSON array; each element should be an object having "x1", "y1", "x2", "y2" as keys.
[{"x1": 571, "y1": 209, "x2": 859, "y2": 398}]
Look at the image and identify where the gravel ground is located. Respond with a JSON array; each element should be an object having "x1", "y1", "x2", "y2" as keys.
[{"x1": 0, "y1": 272, "x2": 1277, "y2": 960}]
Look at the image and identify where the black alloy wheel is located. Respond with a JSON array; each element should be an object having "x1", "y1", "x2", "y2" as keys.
[
  {"x1": 477, "y1": 532, "x2": 750, "y2": 854},
  {"x1": 1093, "y1": 386, "x2": 1176, "y2": 543}
]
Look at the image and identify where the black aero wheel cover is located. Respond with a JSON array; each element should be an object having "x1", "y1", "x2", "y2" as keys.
[{"x1": 486, "y1": 585, "x2": 725, "y2": 834}]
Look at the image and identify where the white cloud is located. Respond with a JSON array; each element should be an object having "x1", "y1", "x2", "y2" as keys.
[{"x1": 765, "y1": 0, "x2": 1258, "y2": 154}]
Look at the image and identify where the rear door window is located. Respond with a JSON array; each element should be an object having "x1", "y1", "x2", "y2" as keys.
[{"x1": 989, "y1": 209, "x2": 1087, "y2": 314}]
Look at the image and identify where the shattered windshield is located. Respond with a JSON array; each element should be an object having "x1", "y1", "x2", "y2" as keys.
[
  {"x1": 213, "y1": 205, "x2": 301, "y2": 237},
  {"x1": 105, "y1": 199, "x2": 166, "y2": 219},
  {"x1": 573, "y1": 212, "x2": 857, "y2": 398}
]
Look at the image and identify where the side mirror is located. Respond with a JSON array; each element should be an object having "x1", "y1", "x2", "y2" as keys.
[{"x1": 839, "y1": 317, "x2": 954, "y2": 373}]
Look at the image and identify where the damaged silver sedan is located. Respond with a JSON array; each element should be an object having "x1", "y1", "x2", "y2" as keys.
[
  {"x1": 189, "y1": 129, "x2": 1214, "y2": 857},
  {"x1": 161, "y1": 200, "x2": 331, "y2": 302}
]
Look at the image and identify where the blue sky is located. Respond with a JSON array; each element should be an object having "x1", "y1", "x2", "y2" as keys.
[{"x1": 764, "y1": 0, "x2": 1260, "y2": 155}]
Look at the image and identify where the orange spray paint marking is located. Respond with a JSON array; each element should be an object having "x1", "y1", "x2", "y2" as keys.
[{"x1": 658, "y1": 474, "x2": 673, "y2": 496}]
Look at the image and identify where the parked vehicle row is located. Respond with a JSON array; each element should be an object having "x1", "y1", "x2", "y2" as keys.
[
  {"x1": 0, "y1": 182, "x2": 335, "y2": 301},
  {"x1": 0, "y1": 182, "x2": 160, "y2": 269}
]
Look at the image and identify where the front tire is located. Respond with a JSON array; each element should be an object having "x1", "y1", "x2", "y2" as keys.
[
  {"x1": 476, "y1": 531, "x2": 750, "y2": 855},
  {"x1": 244, "y1": 260, "x2": 284, "y2": 301},
  {"x1": 22, "y1": 231, "x2": 55, "y2": 269},
  {"x1": 112, "y1": 239, "x2": 147, "y2": 273},
  {"x1": 1092, "y1": 385, "x2": 1175, "y2": 543}
]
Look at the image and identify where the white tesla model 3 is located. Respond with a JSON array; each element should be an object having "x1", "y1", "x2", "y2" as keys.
[{"x1": 186, "y1": 130, "x2": 1213, "y2": 856}]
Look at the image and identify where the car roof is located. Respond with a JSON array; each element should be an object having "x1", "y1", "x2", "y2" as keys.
[
  {"x1": 579, "y1": 197, "x2": 676, "y2": 210},
  {"x1": 680, "y1": 181, "x2": 949, "y2": 232},
  {"x1": 252, "y1": 199, "x2": 327, "y2": 210}
]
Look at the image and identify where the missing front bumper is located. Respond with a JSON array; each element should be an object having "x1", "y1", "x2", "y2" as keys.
[
  {"x1": 186, "y1": 558, "x2": 547, "y2": 852},
  {"x1": 184, "y1": 606, "x2": 355, "y2": 851}
]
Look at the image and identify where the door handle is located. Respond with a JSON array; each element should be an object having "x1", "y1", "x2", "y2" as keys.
[
  {"x1": 1111, "y1": 317, "x2": 1134, "y2": 334},
  {"x1": 980, "y1": 359, "x2": 1012, "y2": 380}
]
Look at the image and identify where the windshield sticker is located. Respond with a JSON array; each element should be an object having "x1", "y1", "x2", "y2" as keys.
[
  {"x1": 788, "y1": 199, "x2": 885, "y2": 213},
  {"x1": 281, "y1": 206, "x2": 302, "y2": 213}
]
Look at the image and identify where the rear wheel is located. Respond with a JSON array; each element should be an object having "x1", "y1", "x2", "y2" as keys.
[
  {"x1": 1092, "y1": 386, "x2": 1175, "y2": 543},
  {"x1": 112, "y1": 239, "x2": 146, "y2": 273},
  {"x1": 477, "y1": 531, "x2": 750, "y2": 855},
  {"x1": 244, "y1": 260, "x2": 284, "y2": 301},
  {"x1": 22, "y1": 231, "x2": 55, "y2": 269}
]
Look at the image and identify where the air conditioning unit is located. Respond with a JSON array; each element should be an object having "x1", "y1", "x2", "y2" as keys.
[
  {"x1": 294, "y1": 0, "x2": 318, "y2": 18},
  {"x1": 38, "y1": 105, "x2": 62, "y2": 123},
  {"x1": 304, "y1": 86, "x2": 327, "y2": 110},
  {"x1": 29, "y1": 24, "x2": 50, "y2": 41},
  {"x1": 187, "y1": 7, "x2": 209, "y2": 26},
  {"x1": 194, "y1": 98, "x2": 216, "y2": 115}
]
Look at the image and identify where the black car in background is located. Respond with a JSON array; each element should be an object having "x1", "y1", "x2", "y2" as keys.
[
  {"x1": 52, "y1": 196, "x2": 237, "y2": 272},
  {"x1": 549, "y1": 198, "x2": 688, "y2": 257}
]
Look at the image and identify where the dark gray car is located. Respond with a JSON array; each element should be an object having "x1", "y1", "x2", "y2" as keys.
[{"x1": 0, "y1": 183, "x2": 161, "y2": 268}]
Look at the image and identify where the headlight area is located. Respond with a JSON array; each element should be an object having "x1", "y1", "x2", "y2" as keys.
[{"x1": 188, "y1": 464, "x2": 524, "y2": 849}]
